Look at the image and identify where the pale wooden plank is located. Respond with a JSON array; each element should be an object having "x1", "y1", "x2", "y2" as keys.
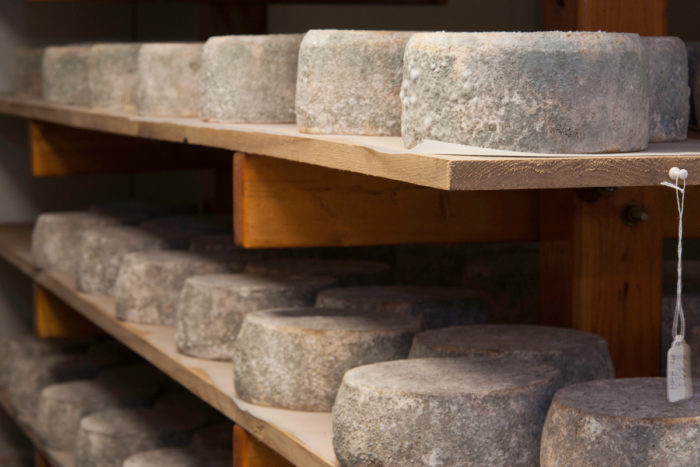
[
  {"x1": 2, "y1": 96, "x2": 700, "y2": 191},
  {"x1": 0, "y1": 224, "x2": 36, "y2": 276},
  {"x1": 35, "y1": 272, "x2": 337, "y2": 467},
  {"x1": 0, "y1": 224, "x2": 337, "y2": 467},
  {"x1": 0, "y1": 97, "x2": 137, "y2": 136}
]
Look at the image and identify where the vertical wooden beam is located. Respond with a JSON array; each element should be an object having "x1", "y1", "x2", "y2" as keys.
[
  {"x1": 233, "y1": 425, "x2": 293, "y2": 467},
  {"x1": 543, "y1": 0, "x2": 667, "y2": 35},
  {"x1": 540, "y1": 188, "x2": 663, "y2": 376},
  {"x1": 34, "y1": 284, "x2": 101, "y2": 338},
  {"x1": 541, "y1": 0, "x2": 666, "y2": 378},
  {"x1": 542, "y1": 0, "x2": 578, "y2": 31}
]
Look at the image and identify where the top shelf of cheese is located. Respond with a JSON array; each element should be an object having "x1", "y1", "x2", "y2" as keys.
[{"x1": 9, "y1": 32, "x2": 700, "y2": 189}]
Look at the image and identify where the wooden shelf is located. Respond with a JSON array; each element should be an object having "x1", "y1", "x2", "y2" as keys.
[
  {"x1": 0, "y1": 390, "x2": 74, "y2": 467},
  {"x1": 0, "y1": 224, "x2": 36, "y2": 277},
  {"x1": 0, "y1": 224, "x2": 337, "y2": 467},
  {"x1": 3, "y1": 96, "x2": 700, "y2": 191}
]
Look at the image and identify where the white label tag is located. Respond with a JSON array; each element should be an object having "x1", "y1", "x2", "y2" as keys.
[{"x1": 667, "y1": 337, "x2": 693, "y2": 403}]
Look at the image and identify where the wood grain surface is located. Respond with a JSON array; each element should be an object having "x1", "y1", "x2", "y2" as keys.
[
  {"x1": 0, "y1": 224, "x2": 337, "y2": 467},
  {"x1": 544, "y1": 0, "x2": 667, "y2": 35},
  {"x1": 540, "y1": 187, "x2": 663, "y2": 377},
  {"x1": 2, "y1": 97, "x2": 699, "y2": 191},
  {"x1": 233, "y1": 152, "x2": 539, "y2": 247}
]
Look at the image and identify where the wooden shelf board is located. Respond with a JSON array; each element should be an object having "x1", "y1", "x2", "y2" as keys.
[
  {"x1": 0, "y1": 224, "x2": 36, "y2": 277},
  {"x1": 0, "y1": 390, "x2": 74, "y2": 467},
  {"x1": 3, "y1": 96, "x2": 700, "y2": 191},
  {"x1": 0, "y1": 224, "x2": 337, "y2": 467}
]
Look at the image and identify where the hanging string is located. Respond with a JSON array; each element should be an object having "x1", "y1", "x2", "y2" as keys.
[{"x1": 661, "y1": 167, "x2": 688, "y2": 341}]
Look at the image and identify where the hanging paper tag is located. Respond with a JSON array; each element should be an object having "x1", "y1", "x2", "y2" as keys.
[
  {"x1": 667, "y1": 335, "x2": 693, "y2": 402},
  {"x1": 662, "y1": 167, "x2": 694, "y2": 403}
]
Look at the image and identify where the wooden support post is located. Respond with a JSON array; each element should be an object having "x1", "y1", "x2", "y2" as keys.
[
  {"x1": 34, "y1": 284, "x2": 101, "y2": 338},
  {"x1": 233, "y1": 152, "x2": 539, "y2": 248},
  {"x1": 541, "y1": 0, "x2": 667, "y2": 378},
  {"x1": 30, "y1": 121, "x2": 231, "y2": 176},
  {"x1": 233, "y1": 425, "x2": 293, "y2": 467},
  {"x1": 539, "y1": 187, "x2": 663, "y2": 377}
]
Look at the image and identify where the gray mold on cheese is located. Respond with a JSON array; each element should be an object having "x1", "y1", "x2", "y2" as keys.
[
  {"x1": 245, "y1": 257, "x2": 391, "y2": 286},
  {"x1": 12, "y1": 47, "x2": 44, "y2": 99},
  {"x1": 37, "y1": 378, "x2": 158, "y2": 450},
  {"x1": 114, "y1": 251, "x2": 232, "y2": 325},
  {"x1": 0, "y1": 335, "x2": 92, "y2": 388},
  {"x1": 296, "y1": 30, "x2": 413, "y2": 136},
  {"x1": 409, "y1": 325, "x2": 614, "y2": 385},
  {"x1": 541, "y1": 378, "x2": 700, "y2": 466},
  {"x1": 123, "y1": 448, "x2": 230, "y2": 467},
  {"x1": 88, "y1": 43, "x2": 140, "y2": 112},
  {"x1": 137, "y1": 43, "x2": 202, "y2": 117},
  {"x1": 32, "y1": 211, "x2": 121, "y2": 276},
  {"x1": 175, "y1": 274, "x2": 336, "y2": 361},
  {"x1": 642, "y1": 36, "x2": 689, "y2": 142},
  {"x1": 43, "y1": 45, "x2": 92, "y2": 106},
  {"x1": 333, "y1": 358, "x2": 563, "y2": 466},
  {"x1": 8, "y1": 354, "x2": 108, "y2": 419},
  {"x1": 401, "y1": 31, "x2": 650, "y2": 153},
  {"x1": 200, "y1": 34, "x2": 303, "y2": 123},
  {"x1": 316, "y1": 285, "x2": 487, "y2": 329},
  {"x1": 74, "y1": 408, "x2": 205, "y2": 467},
  {"x1": 233, "y1": 307, "x2": 421, "y2": 411},
  {"x1": 394, "y1": 243, "x2": 539, "y2": 324},
  {"x1": 77, "y1": 226, "x2": 171, "y2": 296}
]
